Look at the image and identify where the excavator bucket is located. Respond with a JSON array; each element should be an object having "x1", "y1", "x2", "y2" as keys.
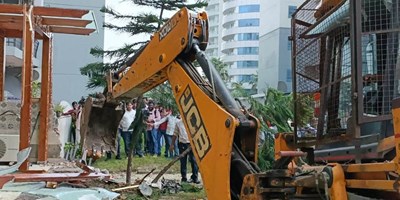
[{"x1": 80, "y1": 96, "x2": 123, "y2": 154}]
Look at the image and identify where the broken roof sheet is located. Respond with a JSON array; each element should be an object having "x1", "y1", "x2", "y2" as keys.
[{"x1": 1, "y1": 182, "x2": 119, "y2": 200}]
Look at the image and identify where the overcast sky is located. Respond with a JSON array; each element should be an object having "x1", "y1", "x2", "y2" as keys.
[
  {"x1": 104, "y1": 0, "x2": 201, "y2": 57},
  {"x1": 104, "y1": 1, "x2": 174, "y2": 53}
]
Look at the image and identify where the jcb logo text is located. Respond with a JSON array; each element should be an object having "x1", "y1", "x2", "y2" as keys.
[{"x1": 179, "y1": 86, "x2": 211, "y2": 160}]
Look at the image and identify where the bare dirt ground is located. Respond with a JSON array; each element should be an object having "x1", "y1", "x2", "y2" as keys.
[{"x1": 27, "y1": 160, "x2": 206, "y2": 200}]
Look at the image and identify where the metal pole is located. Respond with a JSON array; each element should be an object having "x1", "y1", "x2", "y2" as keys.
[
  {"x1": 291, "y1": 16, "x2": 298, "y2": 144},
  {"x1": 350, "y1": 0, "x2": 362, "y2": 163}
]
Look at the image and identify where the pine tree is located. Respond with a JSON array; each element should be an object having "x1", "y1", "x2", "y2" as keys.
[{"x1": 80, "y1": 0, "x2": 207, "y2": 89}]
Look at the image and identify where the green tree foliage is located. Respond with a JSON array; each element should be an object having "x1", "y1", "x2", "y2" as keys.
[
  {"x1": 257, "y1": 131, "x2": 275, "y2": 170},
  {"x1": 80, "y1": 0, "x2": 207, "y2": 89},
  {"x1": 248, "y1": 88, "x2": 313, "y2": 133},
  {"x1": 211, "y1": 57, "x2": 230, "y2": 82},
  {"x1": 230, "y1": 75, "x2": 258, "y2": 97},
  {"x1": 147, "y1": 57, "x2": 228, "y2": 113},
  {"x1": 239, "y1": 88, "x2": 313, "y2": 171},
  {"x1": 249, "y1": 89, "x2": 293, "y2": 132},
  {"x1": 146, "y1": 83, "x2": 179, "y2": 113},
  {"x1": 231, "y1": 82, "x2": 248, "y2": 98},
  {"x1": 32, "y1": 81, "x2": 41, "y2": 98}
]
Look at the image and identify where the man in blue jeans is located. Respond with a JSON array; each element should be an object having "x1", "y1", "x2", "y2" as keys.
[
  {"x1": 145, "y1": 101, "x2": 161, "y2": 156},
  {"x1": 116, "y1": 100, "x2": 141, "y2": 159},
  {"x1": 154, "y1": 109, "x2": 179, "y2": 158},
  {"x1": 170, "y1": 115, "x2": 200, "y2": 183}
]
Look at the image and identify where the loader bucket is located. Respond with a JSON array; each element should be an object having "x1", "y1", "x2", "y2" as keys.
[{"x1": 80, "y1": 96, "x2": 123, "y2": 154}]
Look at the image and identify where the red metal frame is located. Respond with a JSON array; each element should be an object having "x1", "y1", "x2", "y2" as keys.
[
  {"x1": 38, "y1": 36, "x2": 52, "y2": 162},
  {"x1": 19, "y1": 5, "x2": 34, "y2": 171},
  {"x1": 0, "y1": 36, "x2": 4, "y2": 101}
]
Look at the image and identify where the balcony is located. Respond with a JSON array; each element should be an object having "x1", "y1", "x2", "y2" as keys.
[
  {"x1": 222, "y1": 40, "x2": 258, "y2": 52},
  {"x1": 207, "y1": 0, "x2": 219, "y2": 6},
  {"x1": 207, "y1": 42, "x2": 218, "y2": 50},
  {"x1": 228, "y1": 68, "x2": 257, "y2": 76},
  {"x1": 6, "y1": 38, "x2": 41, "y2": 67},
  {"x1": 223, "y1": 0, "x2": 260, "y2": 14},
  {"x1": 222, "y1": 26, "x2": 259, "y2": 41},
  {"x1": 207, "y1": 7, "x2": 219, "y2": 16},
  {"x1": 223, "y1": 0, "x2": 236, "y2": 13},
  {"x1": 222, "y1": 14, "x2": 237, "y2": 26},
  {"x1": 222, "y1": 54, "x2": 258, "y2": 63}
]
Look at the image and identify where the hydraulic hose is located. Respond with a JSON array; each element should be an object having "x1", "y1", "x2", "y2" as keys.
[{"x1": 192, "y1": 44, "x2": 245, "y2": 119}]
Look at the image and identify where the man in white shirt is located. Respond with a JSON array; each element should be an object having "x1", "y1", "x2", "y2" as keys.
[
  {"x1": 116, "y1": 100, "x2": 136, "y2": 159},
  {"x1": 170, "y1": 115, "x2": 200, "y2": 184},
  {"x1": 154, "y1": 109, "x2": 179, "y2": 158}
]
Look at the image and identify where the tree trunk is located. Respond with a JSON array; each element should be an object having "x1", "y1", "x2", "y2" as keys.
[{"x1": 126, "y1": 95, "x2": 145, "y2": 184}]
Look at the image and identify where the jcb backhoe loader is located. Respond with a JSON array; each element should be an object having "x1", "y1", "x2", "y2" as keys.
[{"x1": 81, "y1": 1, "x2": 400, "y2": 199}]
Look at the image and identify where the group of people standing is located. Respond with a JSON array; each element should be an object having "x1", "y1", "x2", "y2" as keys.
[
  {"x1": 116, "y1": 98, "x2": 200, "y2": 184},
  {"x1": 63, "y1": 96, "x2": 199, "y2": 183}
]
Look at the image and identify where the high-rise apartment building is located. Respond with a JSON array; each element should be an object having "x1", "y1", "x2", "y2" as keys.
[
  {"x1": 206, "y1": 0, "x2": 260, "y2": 94},
  {"x1": 258, "y1": 0, "x2": 304, "y2": 94},
  {"x1": 205, "y1": 0, "x2": 223, "y2": 58}
]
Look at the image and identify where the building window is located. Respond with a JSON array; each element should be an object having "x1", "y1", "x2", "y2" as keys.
[
  {"x1": 209, "y1": 37, "x2": 218, "y2": 45},
  {"x1": 239, "y1": 5, "x2": 260, "y2": 13},
  {"x1": 6, "y1": 38, "x2": 22, "y2": 50},
  {"x1": 209, "y1": 16, "x2": 219, "y2": 24},
  {"x1": 238, "y1": 19, "x2": 260, "y2": 27},
  {"x1": 237, "y1": 33, "x2": 259, "y2": 41},
  {"x1": 288, "y1": 40, "x2": 292, "y2": 51},
  {"x1": 244, "y1": 89, "x2": 257, "y2": 95},
  {"x1": 286, "y1": 69, "x2": 292, "y2": 82},
  {"x1": 34, "y1": 41, "x2": 40, "y2": 58},
  {"x1": 237, "y1": 47, "x2": 259, "y2": 55},
  {"x1": 237, "y1": 61, "x2": 258, "y2": 68},
  {"x1": 210, "y1": 27, "x2": 218, "y2": 34},
  {"x1": 207, "y1": 4, "x2": 218, "y2": 12},
  {"x1": 288, "y1": 5, "x2": 297, "y2": 18},
  {"x1": 237, "y1": 75, "x2": 255, "y2": 82}
]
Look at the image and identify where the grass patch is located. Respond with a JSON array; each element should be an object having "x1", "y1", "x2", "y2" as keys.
[
  {"x1": 93, "y1": 138, "x2": 181, "y2": 173},
  {"x1": 93, "y1": 154, "x2": 180, "y2": 173},
  {"x1": 181, "y1": 183, "x2": 202, "y2": 192},
  {"x1": 168, "y1": 190, "x2": 207, "y2": 200}
]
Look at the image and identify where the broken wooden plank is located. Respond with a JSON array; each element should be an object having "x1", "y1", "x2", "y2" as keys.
[
  {"x1": 34, "y1": 7, "x2": 89, "y2": 18},
  {"x1": 49, "y1": 26, "x2": 95, "y2": 35},
  {"x1": 42, "y1": 17, "x2": 92, "y2": 27}
]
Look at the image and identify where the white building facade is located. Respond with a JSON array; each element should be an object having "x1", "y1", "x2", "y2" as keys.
[
  {"x1": 206, "y1": 0, "x2": 260, "y2": 94},
  {"x1": 205, "y1": 0, "x2": 223, "y2": 58},
  {"x1": 44, "y1": 0, "x2": 104, "y2": 103},
  {"x1": 257, "y1": 0, "x2": 304, "y2": 94}
]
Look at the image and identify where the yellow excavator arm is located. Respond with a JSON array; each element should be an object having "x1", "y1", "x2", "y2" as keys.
[{"x1": 83, "y1": 7, "x2": 260, "y2": 199}]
